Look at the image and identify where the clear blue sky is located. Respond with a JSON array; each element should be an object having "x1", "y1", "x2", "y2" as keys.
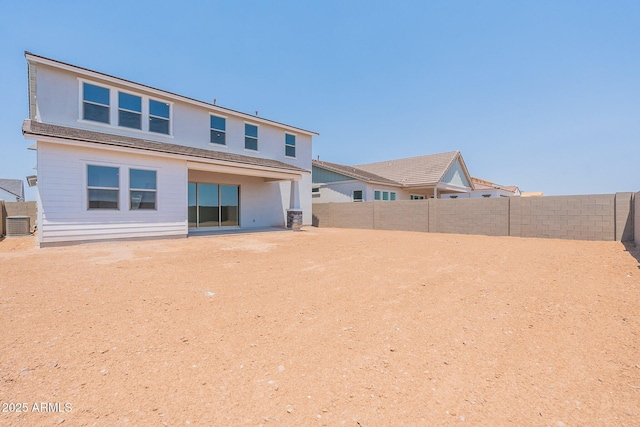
[{"x1": 1, "y1": 1, "x2": 638, "y2": 200}]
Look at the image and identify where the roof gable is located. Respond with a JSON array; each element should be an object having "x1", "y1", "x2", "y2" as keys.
[
  {"x1": 0, "y1": 179, "x2": 25, "y2": 200},
  {"x1": 442, "y1": 158, "x2": 471, "y2": 188},
  {"x1": 356, "y1": 151, "x2": 472, "y2": 187}
]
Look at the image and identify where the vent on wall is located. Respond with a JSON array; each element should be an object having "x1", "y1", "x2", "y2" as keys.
[{"x1": 6, "y1": 216, "x2": 30, "y2": 237}]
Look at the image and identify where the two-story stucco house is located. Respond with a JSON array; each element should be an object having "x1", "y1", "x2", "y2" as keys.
[{"x1": 22, "y1": 52, "x2": 317, "y2": 247}]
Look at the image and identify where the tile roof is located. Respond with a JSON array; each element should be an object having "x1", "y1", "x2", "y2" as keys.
[
  {"x1": 471, "y1": 177, "x2": 519, "y2": 194},
  {"x1": 22, "y1": 120, "x2": 309, "y2": 174},
  {"x1": 312, "y1": 160, "x2": 399, "y2": 185},
  {"x1": 0, "y1": 179, "x2": 24, "y2": 200},
  {"x1": 356, "y1": 151, "x2": 463, "y2": 186}
]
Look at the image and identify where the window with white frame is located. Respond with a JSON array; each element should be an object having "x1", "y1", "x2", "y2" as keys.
[
  {"x1": 285, "y1": 133, "x2": 296, "y2": 157},
  {"x1": 149, "y1": 99, "x2": 170, "y2": 134},
  {"x1": 245, "y1": 123, "x2": 258, "y2": 150},
  {"x1": 83, "y1": 83, "x2": 110, "y2": 124},
  {"x1": 410, "y1": 195, "x2": 425, "y2": 200},
  {"x1": 130, "y1": 169, "x2": 157, "y2": 210},
  {"x1": 374, "y1": 190, "x2": 396, "y2": 201},
  {"x1": 80, "y1": 81, "x2": 173, "y2": 136},
  {"x1": 118, "y1": 92, "x2": 142, "y2": 129},
  {"x1": 353, "y1": 190, "x2": 363, "y2": 202},
  {"x1": 87, "y1": 165, "x2": 119, "y2": 209},
  {"x1": 210, "y1": 115, "x2": 226, "y2": 145}
]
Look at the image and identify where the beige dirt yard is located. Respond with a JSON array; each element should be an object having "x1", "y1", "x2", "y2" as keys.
[{"x1": 0, "y1": 228, "x2": 639, "y2": 426}]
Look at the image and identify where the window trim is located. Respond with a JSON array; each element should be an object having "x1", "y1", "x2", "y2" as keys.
[
  {"x1": 86, "y1": 164, "x2": 120, "y2": 210},
  {"x1": 285, "y1": 133, "x2": 296, "y2": 158},
  {"x1": 118, "y1": 90, "x2": 142, "y2": 130},
  {"x1": 244, "y1": 122, "x2": 259, "y2": 152},
  {"x1": 82, "y1": 82, "x2": 111, "y2": 124},
  {"x1": 210, "y1": 114, "x2": 227, "y2": 146},
  {"x1": 374, "y1": 190, "x2": 396, "y2": 201},
  {"x1": 77, "y1": 78, "x2": 173, "y2": 137},
  {"x1": 129, "y1": 168, "x2": 158, "y2": 211},
  {"x1": 148, "y1": 98, "x2": 171, "y2": 135}
]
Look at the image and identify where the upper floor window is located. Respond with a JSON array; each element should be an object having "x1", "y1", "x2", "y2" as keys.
[
  {"x1": 245, "y1": 124, "x2": 258, "y2": 151},
  {"x1": 149, "y1": 99, "x2": 170, "y2": 134},
  {"x1": 130, "y1": 169, "x2": 157, "y2": 210},
  {"x1": 285, "y1": 133, "x2": 296, "y2": 158},
  {"x1": 87, "y1": 165, "x2": 119, "y2": 209},
  {"x1": 210, "y1": 115, "x2": 226, "y2": 145},
  {"x1": 83, "y1": 83, "x2": 110, "y2": 124},
  {"x1": 118, "y1": 92, "x2": 142, "y2": 129}
]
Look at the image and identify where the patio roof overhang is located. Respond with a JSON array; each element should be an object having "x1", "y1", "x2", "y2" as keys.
[{"x1": 186, "y1": 161, "x2": 303, "y2": 181}]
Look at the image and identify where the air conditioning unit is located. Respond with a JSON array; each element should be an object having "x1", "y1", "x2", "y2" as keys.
[{"x1": 6, "y1": 216, "x2": 30, "y2": 237}]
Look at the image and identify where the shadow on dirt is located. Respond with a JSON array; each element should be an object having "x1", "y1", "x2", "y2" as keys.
[{"x1": 622, "y1": 242, "x2": 640, "y2": 268}]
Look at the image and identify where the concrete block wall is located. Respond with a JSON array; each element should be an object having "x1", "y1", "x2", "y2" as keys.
[
  {"x1": 373, "y1": 200, "x2": 429, "y2": 231},
  {"x1": 615, "y1": 192, "x2": 634, "y2": 242},
  {"x1": 0, "y1": 201, "x2": 5, "y2": 236},
  {"x1": 517, "y1": 195, "x2": 616, "y2": 241},
  {"x1": 433, "y1": 198, "x2": 509, "y2": 236},
  {"x1": 4, "y1": 201, "x2": 38, "y2": 233},
  {"x1": 635, "y1": 192, "x2": 640, "y2": 245},
  {"x1": 312, "y1": 202, "x2": 374, "y2": 229},
  {"x1": 312, "y1": 192, "x2": 636, "y2": 242}
]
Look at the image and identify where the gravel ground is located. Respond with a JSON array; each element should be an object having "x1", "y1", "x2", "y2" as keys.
[{"x1": 1, "y1": 228, "x2": 639, "y2": 426}]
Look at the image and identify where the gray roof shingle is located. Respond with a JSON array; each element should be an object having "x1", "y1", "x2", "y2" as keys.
[{"x1": 22, "y1": 120, "x2": 309, "y2": 174}]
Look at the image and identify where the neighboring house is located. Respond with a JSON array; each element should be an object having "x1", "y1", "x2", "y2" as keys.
[
  {"x1": 0, "y1": 179, "x2": 25, "y2": 202},
  {"x1": 312, "y1": 151, "x2": 474, "y2": 202},
  {"x1": 22, "y1": 52, "x2": 317, "y2": 246},
  {"x1": 441, "y1": 177, "x2": 521, "y2": 199}
]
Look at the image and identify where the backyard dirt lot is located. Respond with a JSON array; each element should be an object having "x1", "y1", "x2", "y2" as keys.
[{"x1": 1, "y1": 228, "x2": 639, "y2": 426}]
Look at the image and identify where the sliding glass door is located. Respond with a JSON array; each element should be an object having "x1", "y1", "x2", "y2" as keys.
[{"x1": 188, "y1": 182, "x2": 239, "y2": 228}]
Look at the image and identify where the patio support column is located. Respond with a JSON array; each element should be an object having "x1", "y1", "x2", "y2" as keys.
[
  {"x1": 289, "y1": 180, "x2": 300, "y2": 209},
  {"x1": 287, "y1": 180, "x2": 303, "y2": 230},
  {"x1": 434, "y1": 187, "x2": 438, "y2": 199}
]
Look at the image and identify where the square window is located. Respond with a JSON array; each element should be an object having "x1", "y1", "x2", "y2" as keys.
[
  {"x1": 87, "y1": 165, "x2": 119, "y2": 209},
  {"x1": 353, "y1": 190, "x2": 363, "y2": 202},
  {"x1": 83, "y1": 83, "x2": 110, "y2": 124},
  {"x1": 285, "y1": 133, "x2": 296, "y2": 157},
  {"x1": 374, "y1": 191, "x2": 381, "y2": 200},
  {"x1": 382, "y1": 192, "x2": 389, "y2": 201},
  {"x1": 210, "y1": 115, "x2": 226, "y2": 145},
  {"x1": 245, "y1": 124, "x2": 258, "y2": 150}
]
